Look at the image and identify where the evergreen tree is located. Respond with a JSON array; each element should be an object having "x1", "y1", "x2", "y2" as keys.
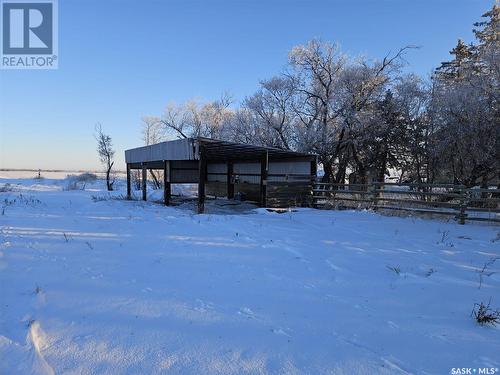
[
  {"x1": 435, "y1": 39, "x2": 477, "y2": 81},
  {"x1": 473, "y1": 4, "x2": 500, "y2": 96},
  {"x1": 473, "y1": 4, "x2": 500, "y2": 46}
]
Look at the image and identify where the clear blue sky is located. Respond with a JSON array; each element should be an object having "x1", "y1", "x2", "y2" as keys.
[{"x1": 0, "y1": 0, "x2": 494, "y2": 170}]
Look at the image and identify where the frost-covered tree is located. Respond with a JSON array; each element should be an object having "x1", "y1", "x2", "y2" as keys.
[
  {"x1": 280, "y1": 39, "x2": 412, "y2": 182},
  {"x1": 140, "y1": 116, "x2": 165, "y2": 189},
  {"x1": 142, "y1": 5, "x2": 498, "y2": 187},
  {"x1": 431, "y1": 4, "x2": 499, "y2": 187},
  {"x1": 473, "y1": 4, "x2": 500, "y2": 85},
  {"x1": 158, "y1": 93, "x2": 234, "y2": 140},
  {"x1": 333, "y1": 48, "x2": 410, "y2": 184},
  {"x1": 286, "y1": 40, "x2": 346, "y2": 181},
  {"x1": 199, "y1": 92, "x2": 234, "y2": 139},
  {"x1": 434, "y1": 39, "x2": 477, "y2": 81},
  {"x1": 141, "y1": 116, "x2": 164, "y2": 146},
  {"x1": 243, "y1": 76, "x2": 298, "y2": 149},
  {"x1": 159, "y1": 102, "x2": 192, "y2": 139},
  {"x1": 390, "y1": 75, "x2": 433, "y2": 183}
]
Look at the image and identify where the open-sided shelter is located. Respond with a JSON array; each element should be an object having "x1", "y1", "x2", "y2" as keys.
[{"x1": 125, "y1": 137, "x2": 317, "y2": 213}]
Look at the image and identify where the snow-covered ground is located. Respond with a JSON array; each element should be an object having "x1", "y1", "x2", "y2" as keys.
[{"x1": 0, "y1": 176, "x2": 499, "y2": 375}]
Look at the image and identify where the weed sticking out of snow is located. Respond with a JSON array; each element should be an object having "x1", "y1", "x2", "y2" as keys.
[
  {"x1": 477, "y1": 257, "x2": 499, "y2": 289},
  {"x1": 437, "y1": 229, "x2": 455, "y2": 247},
  {"x1": 91, "y1": 194, "x2": 111, "y2": 202},
  {"x1": 471, "y1": 299, "x2": 500, "y2": 326},
  {"x1": 91, "y1": 194, "x2": 128, "y2": 202},
  {"x1": 386, "y1": 265, "x2": 402, "y2": 276},
  {"x1": 2, "y1": 194, "x2": 42, "y2": 215},
  {"x1": 492, "y1": 232, "x2": 500, "y2": 243},
  {"x1": 425, "y1": 268, "x2": 436, "y2": 277}
]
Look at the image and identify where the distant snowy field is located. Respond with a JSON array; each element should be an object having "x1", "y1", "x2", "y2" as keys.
[
  {"x1": 0, "y1": 175, "x2": 499, "y2": 375},
  {"x1": 0, "y1": 170, "x2": 126, "y2": 180}
]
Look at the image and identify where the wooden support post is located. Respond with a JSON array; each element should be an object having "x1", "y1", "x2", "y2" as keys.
[
  {"x1": 227, "y1": 161, "x2": 234, "y2": 199},
  {"x1": 198, "y1": 147, "x2": 207, "y2": 213},
  {"x1": 142, "y1": 164, "x2": 147, "y2": 201},
  {"x1": 310, "y1": 156, "x2": 317, "y2": 181},
  {"x1": 126, "y1": 163, "x2": 131, "y2": 199},
  {"x1": 260, "y1": 151, "x2": 269, "y2": 207},
  {"x1": 163, "y1": 160, "x2": 171, "y2": 206}
]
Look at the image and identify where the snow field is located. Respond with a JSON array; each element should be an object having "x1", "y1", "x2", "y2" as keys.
[{"x1": 0, "y1": 177, "x2": 499, "y2": 374}]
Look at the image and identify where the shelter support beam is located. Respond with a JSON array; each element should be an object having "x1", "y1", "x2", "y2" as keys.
[
  {"x1": 164, "y1": 160, "x2": 171, "y2": 206},
  {"x1": 198, "y1": 147, "x2": 207, "y2": 213},
  {"x1": 227, "y1": 161, "x2": 234, "y2": 199},
  {"x1": 142, "y1": 164, "x2": 147, "y2": 201},
  {"x1": 126, "y1": 163, "x2": 131, "y2": 199},
  {"x1": 260, "y1": 151, "x2": 269, "y2": 207}
]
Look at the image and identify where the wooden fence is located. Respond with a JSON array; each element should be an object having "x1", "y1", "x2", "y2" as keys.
[{"x1": 312, "y1": 182, "x2": 500, "y2": 224}]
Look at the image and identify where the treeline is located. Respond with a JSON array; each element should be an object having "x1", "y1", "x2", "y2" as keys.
[{"x1": 143, "y1": 5, "x2": 499, "y2": 187}]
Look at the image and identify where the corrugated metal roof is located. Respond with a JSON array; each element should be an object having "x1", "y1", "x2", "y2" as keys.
[
  {"x1": 197, "y1": 138, "x2": 313, "y2": 161},
  {"x1": 125, "y1": 137, "x2": 315, "y2": 163},
  {"x1": 125, "y1": 138, "x2": 196, "y2": 163}
]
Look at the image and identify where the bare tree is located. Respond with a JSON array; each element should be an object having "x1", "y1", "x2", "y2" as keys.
[
  {"x1": 141, "y1": 116, "x2": 164, "y2": 189},
  {"x1": 94, "y1": 123, "x2": 115, "y2": 191}
]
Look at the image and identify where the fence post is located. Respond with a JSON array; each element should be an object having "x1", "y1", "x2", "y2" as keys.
[
  {"x1": 310, "y1": 157, "x2": 317, "y2": 207},
  {"x1": 371, "y1": 182, "x2": 380, "y2": 210},
  {"x1": 311, "y1": 181, "x2": 317, "y2": 208},
  {"x1": 456, "y1": 188, "x2": 467, "y2": 225}
]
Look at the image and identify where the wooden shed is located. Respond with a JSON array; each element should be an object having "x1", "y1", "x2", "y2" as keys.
[{"x1": 125, "y1": 137, "x2": 317, "y2": 213}]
